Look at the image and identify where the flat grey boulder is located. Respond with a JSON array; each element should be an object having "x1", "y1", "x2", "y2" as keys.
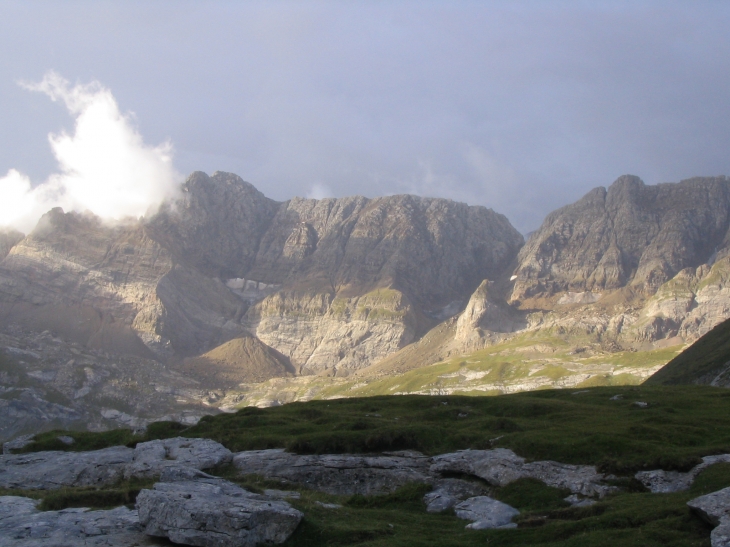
[
  {"x1": 636, "y1": 454, "x2": 730, "y2": 493},
  {"x1": 688, "y1": 487, "x2": 730, "y2": 547},
  {"x1": 2, "y1": 434, "x2": 34, "y2": 454},
  {"x1": 125, "y1": 436, "x2": 233, "y2": 478},
  {"x1": 233, "y1": 448, "x2": 431, "y2": 495},
  {"x1": 424, "y1": 478, "x2": 489, "y2": 513},
  {"x1": 431, "y1": 449, "x2": 611, "y2": 497},
  {"x1": 0, "y1": 446, "x2": 133, "y2": 490},
  {"x1": 454, "y1": 496, "x2": 520, "y2": 530},
  {"x1": 137, "y1": 478, "x2": 303, "y2": 547},
  {"x1": 688, "y1": 486, "x2": 730, "y2": 526},
  {"x1": 0, "y1": 495, "x2": 155, "y2": 546},
  {"x1": 0, "y1": 437, "x2": 232, "y2": 490}
]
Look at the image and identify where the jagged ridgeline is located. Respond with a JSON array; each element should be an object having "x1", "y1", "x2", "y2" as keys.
[{"x1": 2, "y1": 172, "x2": 730, "y2": 433}]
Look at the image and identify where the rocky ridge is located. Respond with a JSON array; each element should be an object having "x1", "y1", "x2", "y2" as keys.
[{"x1": 2, "y1": 173, "x2": 730, "y2": 427}]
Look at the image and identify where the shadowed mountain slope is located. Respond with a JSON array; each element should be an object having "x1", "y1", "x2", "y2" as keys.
[{"x1": 645, "y1": 317, "x2": 730, "y2": 387}]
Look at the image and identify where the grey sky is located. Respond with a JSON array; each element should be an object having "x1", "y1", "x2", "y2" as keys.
[{"x1": 2, "y1": 1, "x2": 730, "y2": 233}]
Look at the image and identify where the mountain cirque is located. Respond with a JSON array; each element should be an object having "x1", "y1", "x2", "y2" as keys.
[{"x1": 2, "y1": 172, "x2": 730, "y2": 433}]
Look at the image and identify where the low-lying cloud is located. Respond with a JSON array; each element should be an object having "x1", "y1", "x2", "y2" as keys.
[{"x1": 0, "y1": 72, "x2": 181, "y2": 233}]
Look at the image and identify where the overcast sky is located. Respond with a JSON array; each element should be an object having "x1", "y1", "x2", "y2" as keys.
[{"x1": 2, "y1": 1, "x2": 730, "y2": 233}]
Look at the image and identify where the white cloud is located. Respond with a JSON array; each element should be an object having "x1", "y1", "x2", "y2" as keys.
[
  {"x1": 0, "y1": 71, "x2": 181, "y2": 233},
  {"x1": 306, "y1": 182, "x2": 333, "y2": 200}
]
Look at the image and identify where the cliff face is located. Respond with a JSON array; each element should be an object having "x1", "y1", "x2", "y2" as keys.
[
  {"x1": 0, "y1": 207, "x2": 244, "y2": 360},
  {"x1": 7, "y1": 170, "x2": 730, "y2": 424},
  {"x1": 0, "y1": 171, "x2": 524, "y2": 383},
  {"x1": 511, "y1": 175, "x2": 730, "y2": 301}
]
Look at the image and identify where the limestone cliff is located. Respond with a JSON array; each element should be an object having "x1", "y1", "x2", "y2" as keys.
[
  {"x1": 0, "y1": 208, "x2": 245, "y2": 360},
  {"x1": 511, "y1": 175, "x2": 730, "y2": 301},
  {"x1": 0, "y1": 171, "x2": 524, "y2": 384}
]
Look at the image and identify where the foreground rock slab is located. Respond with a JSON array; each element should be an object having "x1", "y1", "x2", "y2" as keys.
[
  {"x1": 454, "y1": 496, "x2": 520, "y2": 530},
  {"x1": 0, "y1": 446, "x2": 133, "y2": 490},
  {"x1": 424, "y1": 478, "x2": 489, "y2": 513},
  {"x1": 137, "y1": 476, "x2": 303, "y2": 547},
  {"x1": 125, "y1": 436, "x2": 233, "y2": 479},
  {"x1": 430, "y1": 449, "x2": 612, "y2": 497},
  {"x1": 0, "y1": 437, "x2": 232, "y2": 489},
  {"x1": 0, "y1": 495, "x2": 154, "y2": 546},
  {"x1": 688, "y1": 486, "x2": 730, "y2": 547},
  {"x1": 233, "y1": 449, "x2": 431, "y2": 495},
  {"x1": 636, "y1": 454, "x2": 730, "y2": 493}
]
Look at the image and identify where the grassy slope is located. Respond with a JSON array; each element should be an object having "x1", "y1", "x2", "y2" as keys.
[
  {"x1": 646, "y1": 317, "x2": 730, "y2": 385},
  {"x1": 11, "y1": 386, "x2": 730, "y2": 546},
  {"x1": 232, "y1": 332, "x2": 681, "y2": 406}
]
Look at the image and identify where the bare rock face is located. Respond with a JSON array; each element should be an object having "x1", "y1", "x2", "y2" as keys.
[
  {"x1": 0, "y1": 446, "x2": 134, "y2": 490},
  {"x1": 0, "y1": 496, "x2": 154, "y2": 547},
  {"x1": 125, "y1": 437, "x2": 233, "y2": 479},
  {"x1": 455, "y1": 279, "x2": 525, "y2": 346},
  {"x1": 233, "y1": 448, "x2": 432, "y2": 495},
  {"x1": 136, "y1": 477, "x2": 303, "y2": 547},
  {"x1": 0, "y1": 171, "x2": 523, "y2": 384},
  {"x1": 0, "y1": 229, "x2": 23, "y2": 261},
  {"x1": 688, "y1": 487, "x2": 730, "y2": 547},
  {"x1": 454, "y1": 496, "x2": 520, "y2": 530},
  {"x1": 0, "y1": 438, "x2": 232, "y2": 489},
  {"x1": 147, "y1": 171, "x2": 280, "y2": 279},
  {"x1": 0, "y1": 208, "x2": 245, "y2": 359},
  {"x1": 424, "y1": 478, "x2": 489, "y2": 513},
  {"x1": 635, "y1": 454, "x2": 730, "y2": 493},
  {"x1": 430, "y1": 448, "x2": 612, "y2": 497},
  {"x1": 512, "y1": 175, "x2": 730, "y2": 301}
]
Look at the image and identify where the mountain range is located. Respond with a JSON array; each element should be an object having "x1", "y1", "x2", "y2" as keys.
[{"x1": 2, "y1": 171, "x2": 729, "y2": 439}]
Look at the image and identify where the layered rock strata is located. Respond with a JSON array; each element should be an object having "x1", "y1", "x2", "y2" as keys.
[
  {"x1": 233, "y1": 449, "x2": 432, "y2": 495},
  {"x1": 0, "y1": 437, "x2": 232, "y2": 489},
  {"x1": 511, "y1": 175, "x2": 730, "y2": 300},
  {"x1": 0, "y1": 496, "x2": 153, "y2": 547},
  {"x1": 137, "y1": 477, "x2": 303, "y2": 547}
]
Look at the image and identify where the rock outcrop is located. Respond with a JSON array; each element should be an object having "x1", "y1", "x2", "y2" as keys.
[
  {"x1": 0, "y1": 208, "x2": 245, "y2": 360},
  {"x1": 0, "y1": 170, "x2": 523, "y2": 390},
  {"x1": 511, "y1": 175, "x2": 730, "y2": 300},
  {"x1": 430, "y1": 448, "x2": 613, "y2": 497},
  {"x1": 0, "y1": 437, "x2": 232, "y2": 489},
  {"x1": 0, "y1": 446, "x2": 133, "y2": 490},
  {"x1": 0, "y1": 496, "x2": 153, "y2": 547},
  {"x1": 423, "y1": 478, "x2": 489, "y2": 513},
  {"x1": 137, "y1": 477, "x2": 302, "y2": 547},
  {"x1": 453, "y1": 496, "x2": 520, "y2": 530},
  {"x1": 688, "y1": 487, "x2": 730, "y2": 547},
  {"x1": 233, "y1": 449, "x2": 431, "y2": 495},
  {"x1": 635, "y1": 454, "x2": 730, "y2": 493}
]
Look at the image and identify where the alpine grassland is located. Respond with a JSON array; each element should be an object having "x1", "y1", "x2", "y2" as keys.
[{"x1": 13, "y1": 385, "x2": 730, "y2": 545}]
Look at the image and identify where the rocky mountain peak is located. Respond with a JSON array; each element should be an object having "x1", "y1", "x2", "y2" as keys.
[{"x1": 511, "y1": 175, "x2": 730, "y2": 302}]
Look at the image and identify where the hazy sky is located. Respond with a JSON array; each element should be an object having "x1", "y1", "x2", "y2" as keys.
[{"x1": 2, "y1": 1, "x2": 730, "y2": 233}]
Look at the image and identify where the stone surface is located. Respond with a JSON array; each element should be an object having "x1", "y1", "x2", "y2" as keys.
[
  {"x1": 453, "y1": 496, "x2": 520, "y2": 530},
  {"x1": 688, "y1": 486, "x2": 730, "y2": 526},
  {"x1": 0, "y1": 446, "x2": 133, "y2": 490},
  {"x1": 713, "y1": 520, "x2": 730, "y2": 547},
  {"x1": 636, "y1": 454, "x2": 730, "y2": 493},
  {"x1": 511, "y1": 175, "x2": 730, "y2": 300},
  {"x1": 2, "y1": 434, "x2": 34, "y2": 454},
  {"x1": 0, "y1": 437, "x2": 232, "y2": 489},
  {"x1": 125, "y1": 436, "x2": 233, "y2": 479},
  {"x1": 430, "y1": 449, "x2": 612, "y2": 497},
  {"x1": 137, "y1": 478, "x2": 302, "y2": 547},
  {"x1": 0, "y1": 495, "x2": 154, "y2": 546},
  {"x1": 688, "y1": 486, "x2": 730, "y2": 546},
  {"x1": 424, "y1": 478, "x2": 489, "y2": 513},
  {"x1": 233, "y1": 448, "x2": 431, "y2": 495}
]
